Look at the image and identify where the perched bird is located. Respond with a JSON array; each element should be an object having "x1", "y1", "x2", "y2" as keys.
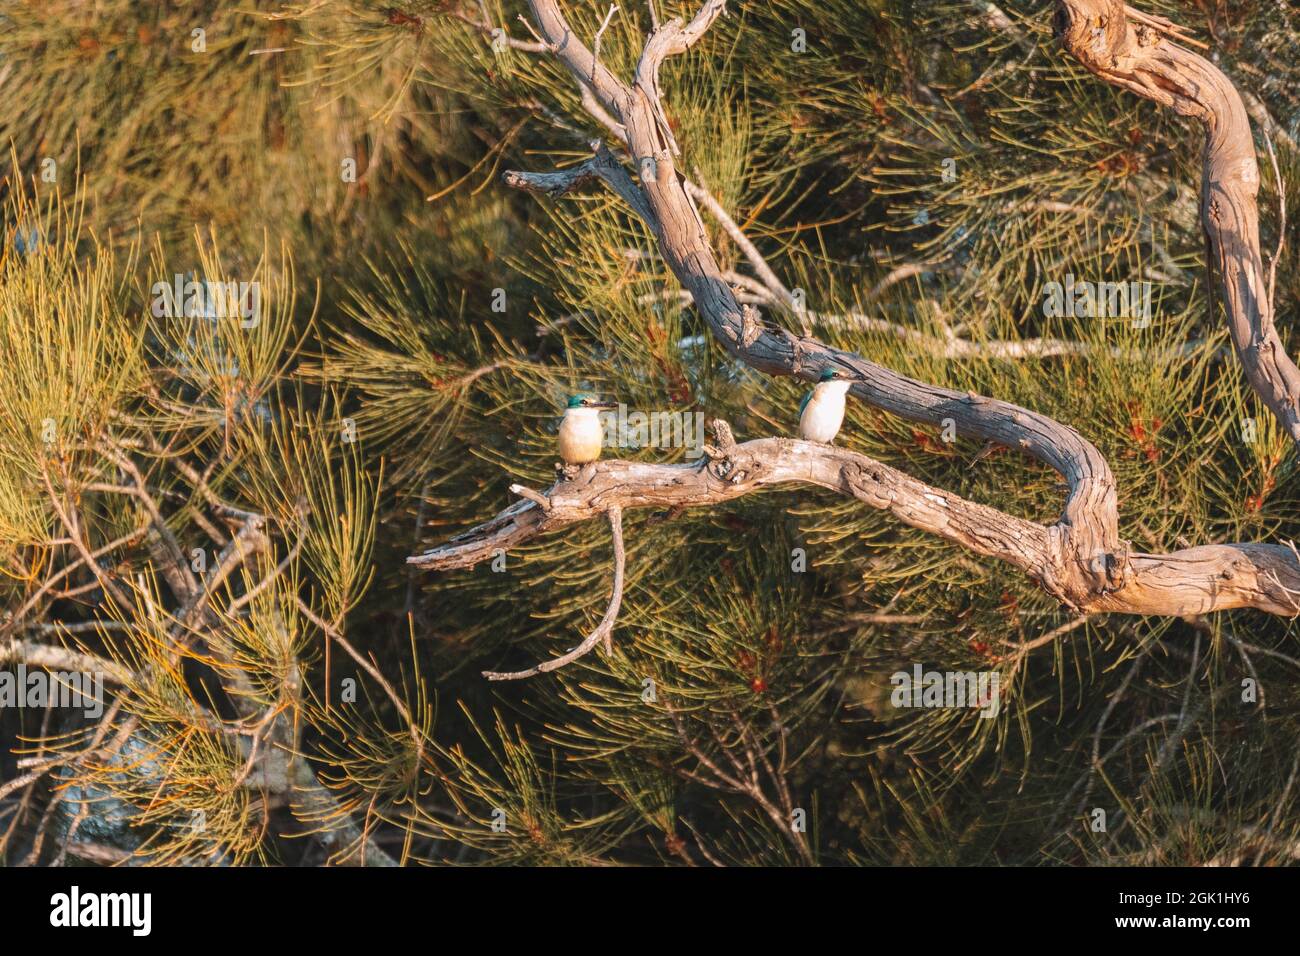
[
  {"x1": 798, "y1": 368, "x2": 853, "y2": 444},
  {"x1": 559, "y1": 392, "x2": 617, "y2": 465}
]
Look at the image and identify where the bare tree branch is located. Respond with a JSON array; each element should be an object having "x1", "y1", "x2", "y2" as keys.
[
  {"x1": 483, "y1": 505, "x2": 625, "y2": 679},
  {"x1": 0, "y1": 638, "x2": 133, "y2": 685},
  {"x1": 1057, "y1": 0, "x2": 1300, "y2": 443},
  {"x1": 412, "y1": 421, "x2": 1300, "y2": 617}
]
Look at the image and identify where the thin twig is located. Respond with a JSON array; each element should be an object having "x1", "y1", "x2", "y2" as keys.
[{"x1": 484, "y1": 505, "x2": 626, "y2": 679}]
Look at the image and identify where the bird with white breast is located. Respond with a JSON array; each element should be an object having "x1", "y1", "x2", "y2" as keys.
[
  {"x1": 559, "y1": 392, "x2": 617, "y2": 469},
  {"x1": 798, "y1": 367, "x2": 853, "y2": 444}
]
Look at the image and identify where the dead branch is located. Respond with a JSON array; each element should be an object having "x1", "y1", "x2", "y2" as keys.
[
  {"x1": 483, "y1": 504, "x2": 625, "y2": 679},
  {"x1": 1057, "y1": 0, "x2": 1300, "y2": 442},
  {"x1": 666, "y1": 701, "x2": 815, "y2": 865},
  {"x1": 0, "y1": 638, "x2": 134, "y2": 685},
  {"x1": 411, "y1": 422, "x2": 1300, "y2": 616}
]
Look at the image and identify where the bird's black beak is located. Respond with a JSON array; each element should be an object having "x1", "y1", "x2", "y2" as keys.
[{"x1": 590, "y1": 401, "x2": 619, "y2": 409}]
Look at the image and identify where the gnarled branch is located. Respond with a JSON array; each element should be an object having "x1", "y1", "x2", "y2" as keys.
[
  {"x1": 1057, "y1": 0, "x2": 1300, "y2": 442},
  {"x1": 412, "y1": 2, "x2": 1300, "y2": 631},
  {"x1": 411, "y1": 422, "x2": 1300, "y2": 617}
]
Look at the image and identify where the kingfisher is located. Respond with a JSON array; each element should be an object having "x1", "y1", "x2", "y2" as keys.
[
  {"x1": 559, "y1": 393, "x2": 617, "y2": 466},
  {"x1": 798, "y1": 368, "x2": 853, "y2": 444}
]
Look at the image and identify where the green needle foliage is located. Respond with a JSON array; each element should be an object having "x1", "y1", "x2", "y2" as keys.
[{"x1": 2, "y1": 0, "x2": 1299, "y2": 867}]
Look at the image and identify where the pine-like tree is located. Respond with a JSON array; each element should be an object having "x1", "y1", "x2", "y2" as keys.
[{"x1": 2, "y1": 0, "x2": 1299, "y2": 867}]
